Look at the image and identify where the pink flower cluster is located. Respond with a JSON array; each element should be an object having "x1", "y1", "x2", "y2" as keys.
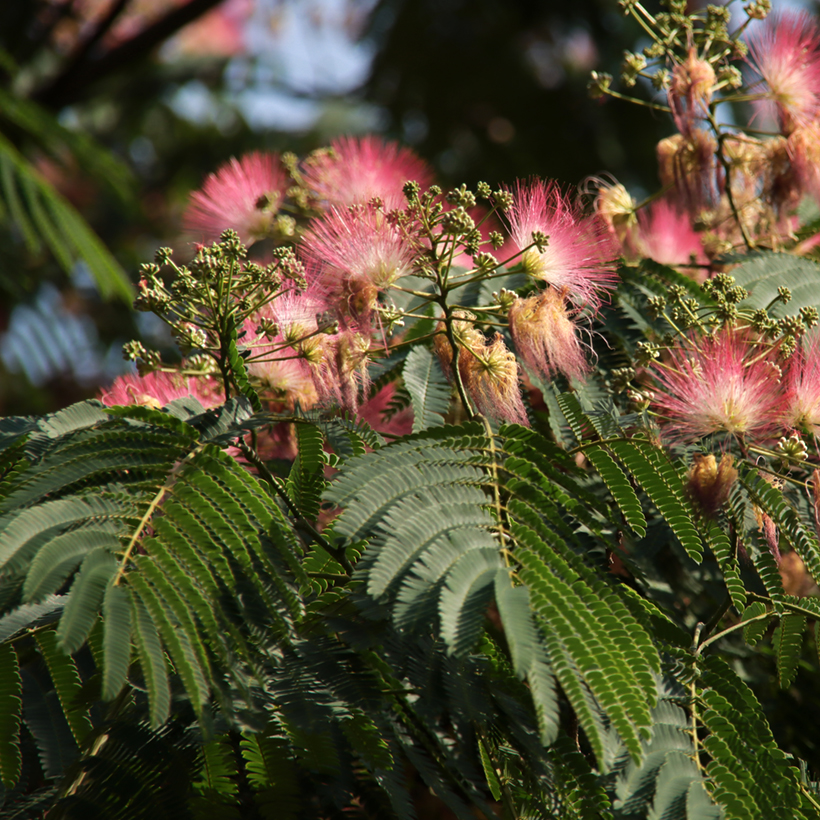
[
  {"x1": 99, "y1": 370, "x2": 221, "y2": 410},
  {"x1": 107, "y1": 136, "x2": 623, "y2": 431},
  {"x1": 649, "y1": 329, "x2": 820, "y2": 446},
  {"x1": 592, "y1": 11, "x2": 820, "y2": 274}
]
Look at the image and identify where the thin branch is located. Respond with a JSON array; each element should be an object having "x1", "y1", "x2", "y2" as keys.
[
  {"x1": 114, "y1": 446, "x2": 203, "y2": 585},
  {"x1": 238, "y1": 440, "x2": 353, "y2": 575},
  {"x1": 34, "y1": 0, "x2": 226, "y2": 109}
]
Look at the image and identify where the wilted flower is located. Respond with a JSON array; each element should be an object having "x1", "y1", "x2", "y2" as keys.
[
  {"x1": 669, "y1": 50, "x2": 715, "y2": 137},
  {"x1": 649, "y1": 329, "x2": 782, "y2": 442},
  {"x1": 746, "y1": 11, "x2": 820, "y2": 133},
  {"x1": 302, "y1": 135, "x2": 433, "y2": 210},
  {"x1": 433, "y1": 313, "x2": 528, "y2": 425},
  {"x1": 310, "y1": 328, "x2": 372, "y2": 413},
  {"x1": 656, "y1": 131, "x2": 719, "y2": 214},
  {"x1": 506, "y1": 179, "x2": 618, "y2": 309},
  {"x1": 99, "y1": 370, "x2": 221, "y2": 409},
  {"x1": 787, "y1": 123, "x2": 820, "y2": 205},
  {"x1": 460, "y1": 333, "x2": 529, "y2": 426},
  {"x1": 432, "y1": 311, "x2": 483, "y2": 380},
  {"x1": 508, "y1": 288, "x2": 589, "y2": 383},
  {"x1": 686, "y1": 453, "x2": 738, "y2": 517},
  {"x1": 593, "y1": 178, "x2": 637, "y2": 247},
  {"x1": 302, "y1": 202, "x2": 418, "y2": 322},
  {"x1": 780, "y1": 551, "x2": 819, "y2": 597},
  {"x1": 183, "y1": 152, "x2": 289, "y2": 244}
]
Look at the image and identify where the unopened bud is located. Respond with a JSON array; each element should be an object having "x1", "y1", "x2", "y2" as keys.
[
  {"x1": 744, "y1": 0, "x2": 771, "y2": 20},
  {"x1": 776, "y1": 432, "x2": 809, "y2": 464},
  {"x1": 588, "y1": 71, "x2": 613, "y2": 99}
]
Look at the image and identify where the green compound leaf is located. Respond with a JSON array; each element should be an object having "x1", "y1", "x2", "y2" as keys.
[
  {"x1": 403, "y1": 346, "x2": 450, "y2": 432},
  {"x1": 0, "y1": 644, "x2": 22, "y2": 788},
  {"x1": 773, "y1": 612, "x2": 806, "y2": 690}
]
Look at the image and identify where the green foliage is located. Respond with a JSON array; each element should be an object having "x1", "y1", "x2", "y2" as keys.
[
  {"x1": 402, "y1": 346, "x2": 451, "y2": 431},
  {"x1": 731, "y1": 252, "x2": 820, "y2": 318},
  {"x1": 286, "y1": 422, "x2": 327, "y2": 521},
  {"x1": 6, "y1": 243, "x2": 820, "y2": 817},
  {"x1": 0, "y1": 643, "x2": 22, "y2": 788},
  {"x1": 0, "y1": 132, "x2": 131, "y2": 301}
]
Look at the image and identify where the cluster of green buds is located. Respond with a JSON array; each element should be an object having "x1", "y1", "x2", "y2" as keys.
[
  {"x1": 611, "y1": 0, "x2": 761, "y2": 88},
  {"x1": 130, "y1": 230, "x2": 305, "y2": 374},
  {"x1": 648, "y1": 272, "x2": 819, "y2": 353}
]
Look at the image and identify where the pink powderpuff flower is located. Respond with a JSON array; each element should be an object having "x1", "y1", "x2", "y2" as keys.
[
  {"x1": 746, "y1": 11, "x2": 820, "y2": 134},
  {"x1": 99, "y1": 369, "x2": 222, "y2": 410},
  {"x1": 261, "y1": 284, "x2": 328, "y2": 349},
  {"x1": 243, "y1": 318, "x2": 319, "y2": 410},
  {"x1": 780, "y1": 334, "x2": 820, "y2": 435},
  {"x1": 301, "y1": 202, "x2": 418, "y2": 322},
  {"x1": 302, "y1": 135, "x2": 434, "y2": 210},
  {"x1": 629, "y1": 198, "x2": 707, "y2": 277},
  {"x1": 649, "y1": 329, "x2": 782, "y2": 443},
  {"x1": 508, "y1": 288, "x2": 590, "y2": 383},
  {"x1": 244, "y1": 285, "x2": 332, "y2": 407},
  {"x1": 505, "y1": 179, "x2": 619, "y2": 310},
  {"x1": 183, "y1": 152, "x2": 289, "y2": 244}
]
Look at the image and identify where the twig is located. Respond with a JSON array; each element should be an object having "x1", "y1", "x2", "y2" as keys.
[{"x1": 238, "y1": 440, "x2": 353, "y2": 575}]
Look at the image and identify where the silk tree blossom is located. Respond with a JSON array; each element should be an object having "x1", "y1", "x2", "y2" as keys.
[
  {"x1": 183, "y1": 151, "x2": 289, "y2": 244},
  {"x1": 302, "y1": 135, "x2": 434, "y2": 210},
  {"x1": 301, "y1": 202, "x2": 418, "y2": 321},
  {"x1": 780, "y1": 334, "x2": 820, "y2": 435},
  {"x1": 649, "y1": 329, "x2": 782, "y2": 443},
  {"x1": 243, "y1": 321, "x2": 319, "y2": 410},
  {"x1": 508, "y1": 288, "x2": 589, "y2": 383},
  {"x1": 264, "y1": 285, "x2": 329, "y2": 351},
  {"x1": 746, "y1": 11, "x2": 820, "y2": 134},
  {"x1": 506, "y1": 180, "x2": 618, "y2": 310},
  {"x1": 99, "y1": 370, "x2": 221, "y2": 409},
  {"x1": 244, "y1": 285, "x2": 333, "y2": 407},
  {"x1": 629, "y1": 198, "x2": 706, "y2": 276}
]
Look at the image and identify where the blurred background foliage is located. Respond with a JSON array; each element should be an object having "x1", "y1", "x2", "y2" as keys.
[{"x1": 0, "y1": 0, "x2": 666, "y2": 417}]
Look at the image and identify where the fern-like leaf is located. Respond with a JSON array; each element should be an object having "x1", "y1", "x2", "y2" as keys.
[
  {"x1": 33, "y1": 629, "x2": 92, "y2": 746},
  {"x1": 101, "y1": 581, "x2": 132, "y2": 701},
  {"x1": 286, "y1": 422, "x2": 326, "y2": 521},
  {"x1": 55, "y1": 548, "x2": 118, "y2": 654},
  {"x1": 403, "y1": 346, "x2": 450, "y2": 432},
  {"x1": 0, "y1": 132, "x2": 131, "y2": 300},
  {"x1": 584, "y1": 445, "x2": 647, "y2": 537},
  {"x1": 0, "y1": 643, "x2": 22, "y2": 788},
  {"x1": 773, "y1": 612, "x2": 806, "y2": 689}
]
